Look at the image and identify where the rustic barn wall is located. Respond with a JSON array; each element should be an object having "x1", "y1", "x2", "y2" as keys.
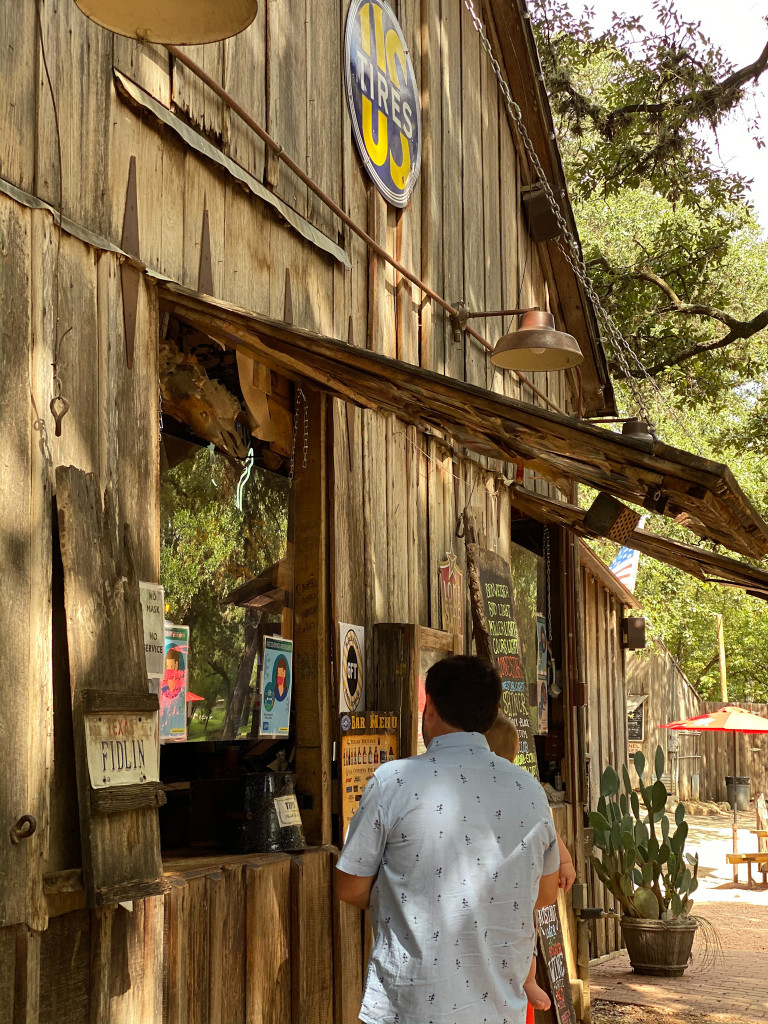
[
  {"x1": 581, "y1": 567, "x2": 629, "y2": 959},
  {"x1": 626, "y1": 643, "x2": 703, "y2": 801}
]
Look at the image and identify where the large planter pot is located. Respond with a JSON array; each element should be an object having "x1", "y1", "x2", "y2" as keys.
[{"x1": 620, "y1": 916, "x2": 698, "y2": 977}]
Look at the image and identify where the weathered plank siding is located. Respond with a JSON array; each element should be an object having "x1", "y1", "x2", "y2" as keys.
[
  {"x1": 626, "y1": 642, "x2": 704, "y2": 801},
  {"x1": 1, "y1": 0, "x2": 596, "y2": 1016},
  {"x1": 581, "y1": 563, "x2": 630, "y2": 959}
]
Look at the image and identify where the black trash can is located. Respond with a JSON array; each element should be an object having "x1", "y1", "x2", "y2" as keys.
[{"x1": 725, "y1": 775, "x2": 750, "y2": 811}]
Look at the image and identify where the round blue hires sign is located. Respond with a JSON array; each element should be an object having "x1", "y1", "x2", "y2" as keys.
[{"x1": 344, "y1": 0, "x2": 422, "y2": 207}]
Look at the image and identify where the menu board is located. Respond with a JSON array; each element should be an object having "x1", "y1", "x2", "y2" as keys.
[
  {"x1": 536, "y1": 904, "x2": 576, "y2": 1024},
  {"x1": 339, "y1": 711, "x2": 398, "y2": 837},
  {"x1": 469, "y1": 545, "x2": 538, "y2": 778}
]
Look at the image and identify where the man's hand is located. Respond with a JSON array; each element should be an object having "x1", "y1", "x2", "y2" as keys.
[{"x1": 335, "y1": 868, "x2": 375, "y2": 909}]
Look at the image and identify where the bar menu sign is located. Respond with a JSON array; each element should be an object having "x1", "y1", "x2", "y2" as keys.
[{"x1": 470, "y1": 546, "x2": 538, "y2": 778}]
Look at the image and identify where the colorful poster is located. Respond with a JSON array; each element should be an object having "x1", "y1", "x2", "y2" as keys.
[
  {"x1": 160, "y1": 623, "x2": 189, "y2": 742},
  {"x1": 536, "y1": 615, "x2": 549, "y2": 735},
  {"x1": 340, "y1": 711, "x2": 398, "y2": 837},
  {"x1": 339, "y1": 623, "x2": 365, "y2": 713},
  {"x1": 259, "y1": 636, "x2": 293, "y2": 737}
]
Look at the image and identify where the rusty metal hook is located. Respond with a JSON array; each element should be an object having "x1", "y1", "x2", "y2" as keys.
[{"x1": 10, "y1": 814, "x2": 37, "y2": 845}]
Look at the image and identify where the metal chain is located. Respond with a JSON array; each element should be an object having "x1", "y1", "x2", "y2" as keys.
[
  {"x1": 545, "y1": 527, "x2": 551, "y2": 645},
  {"x1": 462, "y1": 0, "x2": 653, "y2": 424},
  {"x1": 289, "y1": 385, "x2": 309, "y2": 482}
]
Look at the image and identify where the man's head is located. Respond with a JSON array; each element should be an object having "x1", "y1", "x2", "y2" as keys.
[{"x1": 423, "y1": 655, "x2": 501, "y2": 744}]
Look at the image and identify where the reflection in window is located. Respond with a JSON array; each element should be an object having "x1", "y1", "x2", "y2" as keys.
[{"x1": 160, "y1": 445, "x2": 290, "y2": 742}]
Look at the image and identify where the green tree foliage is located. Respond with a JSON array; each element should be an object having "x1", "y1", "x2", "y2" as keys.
[
  {"x1": 160, "y1": 447, "x2": 288, "y2": 727},
  {"x1": 529, "y1": 1, "x2": 768, "y2": 699},
  {"x1": 594, "y1": 392, "x2": 768, "y2": 703},
  {"x1": 530, "y1": 1, "x2": 768, "y2": 400}
]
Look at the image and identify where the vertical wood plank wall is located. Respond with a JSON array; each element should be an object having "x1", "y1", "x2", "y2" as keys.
[
  {"x1": 626, "y1": 643, "x2": 704, "y2": 800},
  {"x1": 1, "y1": 0, "x2": 589, "y2": 1019},
  {"x1": 582, "y1": 568, "x2": 629, "y2": 959}
]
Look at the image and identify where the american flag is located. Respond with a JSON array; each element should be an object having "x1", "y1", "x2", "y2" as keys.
[{"x1": 609, "y1": 517, "x2": 645, "y2": 591}]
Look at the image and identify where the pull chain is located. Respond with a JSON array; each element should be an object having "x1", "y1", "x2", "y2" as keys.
[{"x1": 543, "y1": 526, "x2": 552, "y2": 645}]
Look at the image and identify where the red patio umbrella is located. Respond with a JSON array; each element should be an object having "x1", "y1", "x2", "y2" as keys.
[{"x1": 661, "y1": 705, "x2": 768, "y2": 866}]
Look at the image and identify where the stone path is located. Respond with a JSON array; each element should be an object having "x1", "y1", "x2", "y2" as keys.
[{"x1": 589, "y1": 811, "x2": 768, "y2": 1023}]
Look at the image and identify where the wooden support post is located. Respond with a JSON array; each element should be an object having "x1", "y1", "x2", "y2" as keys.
[{"x1": 292, "y1": 390, "x2": 331, "y2": 845}]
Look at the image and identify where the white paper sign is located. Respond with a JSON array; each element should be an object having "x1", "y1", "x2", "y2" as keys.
[
  {"x1": 85, "y1": 712, "x2": 160, "y2": 788},
  {"x1": 339, "y1": 623, "x2": 365, "y2": 713},
  {"x1": 139, "y1": 581, "x2": 166, "y2": 677},
  {"x1": 274, "y1": 794, "x2": 302, "y2": 827}
]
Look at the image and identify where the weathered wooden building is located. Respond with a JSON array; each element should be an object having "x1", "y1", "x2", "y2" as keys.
[{"x1": 3, "y1": 0, "x2": 768, "y2": 1021}]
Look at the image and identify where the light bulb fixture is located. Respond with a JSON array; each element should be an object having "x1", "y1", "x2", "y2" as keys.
[
  {"x1": 450, "y1": 303, "x2": 583, "y2": 372},
  {"x1": 74, "y1": 0, "x2": 259, "y2": 44}
]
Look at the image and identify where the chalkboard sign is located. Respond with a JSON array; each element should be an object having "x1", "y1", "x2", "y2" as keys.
[
  {"x1": 467, "y1": 545, "x2": 538, "y2": 778},
  {"x1": 536, "y1": 903, "x2": 576, "y2": 1024},
  {"x1": 627, "y1": 695, "x2": 647, "y2": 742}
]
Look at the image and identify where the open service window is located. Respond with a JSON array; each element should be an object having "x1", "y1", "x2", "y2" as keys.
[{"x1": 156, "y1": 319, "x2": 306, "y2": 857}]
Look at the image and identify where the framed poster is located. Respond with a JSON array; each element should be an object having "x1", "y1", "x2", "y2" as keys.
[
  {"x1": 160, "y1": 624, "x2": 189, "y2": 742},
  {"x1": 340, "y1": 711, "x2": 398, "y2": 837},
  {"x1": 259, "y1": 636, "x2": 293, "y2": 737},
  {"x1": 439, "y1": 552, "x2": 464, "y2": 639},
  {"x1": 627, "y1": 694, "x2": 648, "y2": 742},
  {"x1": 339, "y1": 623, "x2": 365, "y2": 713}
]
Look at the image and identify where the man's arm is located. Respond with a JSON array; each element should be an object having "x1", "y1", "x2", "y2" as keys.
[
  {"x1": 535, "y1": 869, "x2": 561, "y2": 910},
  {"x1": 335, "y1": 868, "x2": 376, "y2": 909}
]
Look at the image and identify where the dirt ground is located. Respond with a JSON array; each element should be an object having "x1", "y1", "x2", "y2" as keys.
[
  {"x1": 591, "y1": 1001, "x2": 751, "y2": 1024},
  {"x1": 588, "y1": 810, "x2": 768, "y2": 1024}
]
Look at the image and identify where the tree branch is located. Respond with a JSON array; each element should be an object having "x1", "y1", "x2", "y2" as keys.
[
  {"x1": 627, "y1": 264, "x2": 768, "y2": 374},
  {"x1": 551, "y1": 40, "x2": 768, "y2": 137}
]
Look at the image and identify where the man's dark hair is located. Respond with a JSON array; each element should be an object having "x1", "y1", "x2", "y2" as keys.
[{"x1": 425, "y1": 655, "x2": 501, "y2": 733}]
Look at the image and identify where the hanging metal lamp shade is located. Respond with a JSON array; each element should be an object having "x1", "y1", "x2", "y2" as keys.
[
  {"x1": 490, "y1": 310, "x2": 583, "y2": 371},
  {"x1": 74, "y1": 0, "x2": 259, "y2": 44}
]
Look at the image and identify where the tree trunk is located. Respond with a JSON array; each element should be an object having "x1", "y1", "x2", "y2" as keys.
[{"x1": 222, "y1": 610, "x2": 260, "y2": 739}]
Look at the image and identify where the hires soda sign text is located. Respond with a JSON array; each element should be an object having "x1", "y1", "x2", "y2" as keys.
[{"x1": 344, "y1": 0, "x2": 421, "y2": 207}]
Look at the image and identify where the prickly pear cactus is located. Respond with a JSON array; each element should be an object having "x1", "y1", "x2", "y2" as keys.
[{"x1": 589, "y1": 746, "x2": 699, "y2": 919}]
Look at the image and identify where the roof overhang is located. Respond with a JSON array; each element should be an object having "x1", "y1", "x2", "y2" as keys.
[
  {"x1": 159, "y1": 283, "x2": 768, "y2": 574},
  {"x1": 507, "y1": 486, "x2": 768, "y2": 602}
]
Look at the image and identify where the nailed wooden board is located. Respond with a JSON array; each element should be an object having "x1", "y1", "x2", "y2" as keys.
[
  {"x1": 290, "y1": 849, "x2": 334, "y2": 1024},
  {"x1": 208, "y1": 866, "x2": 246, "y2": 1024},
  {"x1": 55, "y1": 466, "x2": 163, "y2": 907},
  {"x1": 0, "y1": 199, "x2": 49, "y2": 931},
  {"x1": 331, "y1": 848, "x2": 364, "y2": 1024},
  {"x1": 38, "y1": 910, "x2": 90, "y2": 1024},
  {"x1": 245, "y1": 855, "x2": 292, "y2": 1024}
]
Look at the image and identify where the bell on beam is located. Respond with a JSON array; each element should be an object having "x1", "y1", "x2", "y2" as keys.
[{"x1": 74, "y1": 0, "x2": 259, "y2": 44}]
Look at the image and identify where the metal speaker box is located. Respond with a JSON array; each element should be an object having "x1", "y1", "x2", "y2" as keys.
[{"x1": 621, "y1": 616, "x2": 646, "y2": 650}]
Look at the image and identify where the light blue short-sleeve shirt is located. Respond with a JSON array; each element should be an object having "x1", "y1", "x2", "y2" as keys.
[{"x1": 337, "y1": 732, "x2": 559, "y2": 1024}]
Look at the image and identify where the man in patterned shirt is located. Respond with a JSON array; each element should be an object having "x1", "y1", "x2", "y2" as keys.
[{"x1": 336, "y1": 655, "x2": 560, "y2": 1024}]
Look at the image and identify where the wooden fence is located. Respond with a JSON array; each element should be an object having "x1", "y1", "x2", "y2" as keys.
[{"x1": 698, "y1": 702, "x2": 768, "y2": 804}]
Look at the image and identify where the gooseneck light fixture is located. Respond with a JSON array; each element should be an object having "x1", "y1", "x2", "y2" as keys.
[
  {"x1": 450, "y1": 302, "x2": 583, "y2": 371},
  {"x1": 74, "y1": 0, "x2": 259, "y2": 43}
]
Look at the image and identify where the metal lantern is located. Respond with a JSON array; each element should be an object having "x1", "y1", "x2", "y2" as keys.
[
  {"x1": 74, "y1": 0, "x2": 259, "y2": 44},
  {"x1": 490, "y1": 310, "x2": 583, "y2": 371}
]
